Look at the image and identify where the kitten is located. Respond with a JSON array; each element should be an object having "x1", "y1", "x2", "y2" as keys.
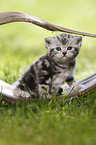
[{"x1": 13, "y1": 34, "x2": 82, "y2": 98}]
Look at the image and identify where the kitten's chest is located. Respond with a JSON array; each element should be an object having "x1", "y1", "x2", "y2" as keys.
[{"x1": 53, "y1": 67, "x2": 72, "y2": 83}]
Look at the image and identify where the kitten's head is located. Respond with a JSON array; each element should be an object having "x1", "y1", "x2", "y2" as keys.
[{"x1": 45, "y1": 34, "x2": 82, "y2": 64}]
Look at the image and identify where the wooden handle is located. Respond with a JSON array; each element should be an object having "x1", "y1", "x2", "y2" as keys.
[{"x1": 0, "y1": 11, "x2": 96, "y2": 38}]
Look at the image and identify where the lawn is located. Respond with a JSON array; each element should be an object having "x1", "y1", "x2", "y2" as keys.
[{"x1": 0, "y1": 0, "x2": 96, "y2": 145}]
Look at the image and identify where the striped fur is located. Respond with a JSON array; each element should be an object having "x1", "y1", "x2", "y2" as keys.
[{"x1": 13, "y1": 34, "x2": 82, "y2": 98}]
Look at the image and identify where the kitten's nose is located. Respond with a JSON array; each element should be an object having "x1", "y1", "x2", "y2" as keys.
[{"x1": 63, "y1": 52, "x2": 67, "y2": 56}]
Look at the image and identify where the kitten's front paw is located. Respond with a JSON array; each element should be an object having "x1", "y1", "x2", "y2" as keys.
[
  {"x1": 57, "y1": 85, "x2": 70, "y2": 96},
  {"x1": 13, "y1": 88, "x2": 30, "y2": 98}
]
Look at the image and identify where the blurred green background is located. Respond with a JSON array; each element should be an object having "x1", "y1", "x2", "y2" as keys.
[{"x1": 0, "y1": 0, "x2": 96, "y2": 83}]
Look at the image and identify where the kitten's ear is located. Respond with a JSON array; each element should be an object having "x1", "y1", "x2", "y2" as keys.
[
  {"x1": 75, "y1": 36, "x2": 82, "y2": 46},
  {"x1": 45, "y1": 37, "x2": 53, "y2": 48}
]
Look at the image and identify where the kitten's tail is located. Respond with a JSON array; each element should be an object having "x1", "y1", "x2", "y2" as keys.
[{"x1": 0, "y1": 11, "x2": 96, "y2": 38}]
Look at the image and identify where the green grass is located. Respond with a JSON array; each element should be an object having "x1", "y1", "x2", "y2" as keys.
[
  {"x1": 0, "y1": 0, "x2": 96, "y2": 144},
  {"x1": 0, "y1": 96, "x2": 96, "y2": 145}
]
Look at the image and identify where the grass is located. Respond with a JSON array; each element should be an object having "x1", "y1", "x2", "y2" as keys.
[
  {"x1": 0, "y1": 95, "x2": 96, "y2": 145},
  {"x1": 0, "y1": 0, "x2": 96, "y2": 144}
]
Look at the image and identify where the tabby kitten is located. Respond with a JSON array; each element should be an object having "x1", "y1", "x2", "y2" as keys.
[{"x1": 13, "y1": 34, "x2": 82, "y2": 98}]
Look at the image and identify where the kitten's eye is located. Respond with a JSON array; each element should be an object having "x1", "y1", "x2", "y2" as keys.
[
  {"x1": 67, "y1": 46, "x2": 72, "y2": 50},
  {"x1": 56, "y1": 47, "x2": 61, "y2": 51}
]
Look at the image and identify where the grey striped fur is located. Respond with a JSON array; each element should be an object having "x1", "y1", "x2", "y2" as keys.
[{"x1": 13, "y1": 34, "x2": 82, "y2": 98}]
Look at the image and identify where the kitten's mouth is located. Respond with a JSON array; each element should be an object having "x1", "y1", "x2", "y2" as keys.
[
  {"x1": 62, "y1": 56, "x2": 67, "y2": 58},
  {"x1": 61, "y1": 56, "x2": 67, "y2": 62}
]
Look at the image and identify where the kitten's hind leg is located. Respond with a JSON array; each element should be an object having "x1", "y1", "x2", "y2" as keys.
[
  {"x1": 59, "y1": 76, "x2": 84, "y2": 96},
  {"x1": 66, "y1": 77, "x2": 84, "y2": 94},
  {"x1": 66, "y1": 76, "x2": 76, "y2": 87}
]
